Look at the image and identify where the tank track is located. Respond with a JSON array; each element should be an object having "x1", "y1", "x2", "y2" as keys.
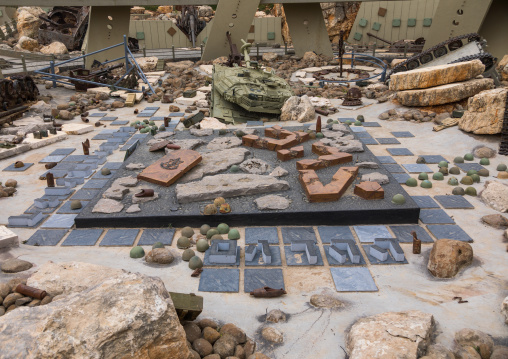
[
  {"x1": 449, "y1": 53, "x2": 496, "y2": 71},
  {"x1": 388, "y1": 33, "x2": 483, "y2": 79},
  {"x1": 499, "y1": 90, "x2": 508, "y2": 156}
]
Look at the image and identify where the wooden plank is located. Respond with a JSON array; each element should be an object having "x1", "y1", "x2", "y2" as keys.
[{"x1": 137, "y1": 150, "x2": 202, "y2": 187}]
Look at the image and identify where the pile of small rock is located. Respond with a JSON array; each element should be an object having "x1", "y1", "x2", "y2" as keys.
[
  {"x1": 378, "y1": 108, "x2": 438, "y2": 123},
  {"x1": 0, "y1": 179, "x2": 17, "y2": 198},
  {"x1": 46, "y1": 92, "x2": 125, "y2": 121},
  {"x1": 183, "y1": 319, "x2": 269, "y2": 359},
  {"x1": 0, "y1": 278, "x2": 52, "y2": 317}
]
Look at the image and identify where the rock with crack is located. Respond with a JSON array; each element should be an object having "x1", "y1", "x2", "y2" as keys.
[
  {"x1": 176, "y1": 174, "x2": 290, "y2": 203},
  {"x1": 206, "y1": 136, "x2": 242, "y2": 151},
  {"x1": 126, "y1": 163, "x2": 146, "y2": 170},
  {"x1": 154, "y1": 131, "x2": 175, "y2": 140},
  {"x1": 93, "y1": 198, "x2": 124, "y2": 213},
  {"x1": 346, "y1": 310, "x2": 435, "y2": 359},
  {"x1": 254, "y1": 195, "x2": 291, "y2": 210},
  {"x1": 459, "y1": 88, "x2": 507, "y2": 135},
  {"x1": 479, "y1": 181, "x2": 508, "y2": 212},
  {"x1": 280, "y1": 95, "x2": 316, "y2": 123},
  {"x1": 1, "y1": 261, "x2": 191, "y2": 359},
  {"x1": 427, "y1": 239, "x2": 473, "y2": 278},
  {"x1": 181, "y1": 148, "x2": 250, "y2": 182},
  {"x1": 361, "y1": 172, "x2": 389, "y2": 185},
  {"x1": 103, "y1": 185, "x2": 130, "y2": 200},
  {"x1": 240, "y1": 158, "x2": 270, "y2": 174}
]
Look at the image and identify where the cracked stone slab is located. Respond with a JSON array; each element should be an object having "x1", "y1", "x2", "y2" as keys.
[
  {"x1": 206, "y1": 136, "x2": 242, "y2": 151},
  {"x1": 176, "y1": 174, "x2": 290, "y2": 204},
  {"x1": 113, "y1": 176, "x2": 139, "y2": 187},
  {"x1": 181, "y1": 148, "x2": 250, "y2": 182},
  {"x1": 103, "y1": 185, "x2": 130, "y2": 200},
  {"x1": 92, "y1": 199, "x2": 124, "y2": 213},
  {"x1": 190, "y1": 129, "x2": 213, "y2": 137},
  {"x1": 361, "y1": 172, "x2": 389, "y2": 184},
  {"x1": 254, "y1": 195, "x2": 291, "y2": 210},
  {"x1": 270, "y1": 166, "x2": 289, "y2": 177},
  {"x1": 240, "y1": 158, "x2": 270, "y2": 174},
  {"x1": 164, "y1": 139, "x2": 205, "y2": 153},
  {"x1": 126, "y1": 163, "x2": 147, "y2": 170}
]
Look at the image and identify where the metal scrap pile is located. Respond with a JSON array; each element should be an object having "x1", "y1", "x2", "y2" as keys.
[
  {"x1": 0, "y1": 75, "x2": 39, "y2": 119},
  {"x1": 38, "y1": 6, "x2": 89, "y2": 51}
]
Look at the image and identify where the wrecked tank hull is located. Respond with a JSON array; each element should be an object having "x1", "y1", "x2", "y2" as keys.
[
  {"x1": 210, "y1": 64, "x2": 293, "y2": 124},
  {"x1": 38, "y1": 6, "x2": 89, "y2": 51}
]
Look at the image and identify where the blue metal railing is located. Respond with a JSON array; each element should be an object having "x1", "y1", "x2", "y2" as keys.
[{"x1": 34, "y1": 35, "x2": 155, "y2": 94}]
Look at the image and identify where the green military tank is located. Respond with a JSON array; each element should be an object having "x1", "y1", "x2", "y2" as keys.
[{"x1": 210, "y1": 35, "x2": 293, "y2": 124}]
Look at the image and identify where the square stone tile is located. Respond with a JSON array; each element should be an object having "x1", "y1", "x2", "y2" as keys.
[
  {"x1": 411, "y1": 196, "x2": 440, "y2": 209},
  {"x1": 26, "y1": 229, "x2": 68, "y2": 246},
  {"x1": 350, "y1": 126, "x2": 367, "y2": 133},
  {"x1": 151, "y1": 117, "x2": 165, "y2": 121},
  {"x1": 391, "y1": 131, "x2": 414, "y2": 138},
  {"x1": 198, "y1": 268, "x2": 239, "y2": 293},
  {"x1": 53, "y1": 162, "x2": 76, "y2": 171},
  {"x1": 112, "y1": 131, "x2": 132, "y2": 138},
  {"x1": 281, "y1": 227, "x2": 316, "y2": 244},
  {"x1": 72, "y1": 188, "x2": 100, "y2": 200},
  {"x1": 376, "y1": 138, "x2": 401, "y2": 145},
  {"x1": 138, "y1": 228, "x2": 175, "y2": 246},
  {"x1": 62, "y1": 229, "x2": 103, "y2": 246},
  {"x1": 392, "y1": 173, "x2": 411, "y2": 184},
  {"x1": 389, "y1": 225, "x2": 434, "y2": 243},
  {"x1": 338, "y1": 118, "x2": 355, "y2": 123},
  {"x1": 387, "y1": 148, "x2": 413, "y2": 156},
  {"x1": 169, "y1": 112, "x2": 185, "y2": 117},
  {"x1": 204, "y1": 247, "x2": 241, "y2": 266},
  {"x1": 455, "y1": 163, "x2": 486, "y2": 172},
  {"x1": 57, "y1": 200, "x2": 90, "y2": 214},
  {"x1": 144, "y1": 106, "x2": 160, "y2": 111},
  {"x1": 426, "y1": 225, "x2": 473, "y2": 242},
  {"x1": 24, "y1": 204, "x2": 56, "y2": 214},
  {"x1": 383, "y1": 164, "x2": 405, "y2": 173},
  {"x1": 120, "y1": 126, "x2": 136, "y2": 133},
  {"x1": 317, "y1": 226, "x2": 354, "y2": 243},
  {"x1": 111, "y1": 120, "x2": 129, "y2": 126},
  {"x1": 323, "y1": 245, "x2": 366, "y2": 266},
  {"x1": 41, "y1": 214, "x2": 77, "y2": 229},
  {"x1": 8, "y1": 213, "x2": 49, "y2": 228},
  {"x1": 89, "y1": 113, "x2": 106, "y2": 117},
  {"x1": 3, "y1": 162, "x2": 33, "y2": 171},
  {"x1": 63, "y1": 155, "x2": 88, "y2": 163},
  {"x1": 132, "y1": 133, "x2": 149, "y2": 139},
  {"x1": 353, "y1": 225, "x2": 393, "y2": 243},
  {"x1": 50, "y1": 148, "x2": 75, "y2": 156},
  {"x1": 245, "y1": 246, "x2": 282, "y2": 266},
  {"x1": 355, "y1": 132, "x2": 373, "y2": 138},
  {"x1": 39, "y1": 155, "x2": 66, "y2": 163},
  {"x1": 419, "y1": 209, "x2": 455, "y2": 224},
  {"x1": 247, "y1": 121, "x2": 264, "y2": 127},
  {"x1": 419, "y1": 155, "x2": 447, "y2": 164},
  {"x1": 434, "y1": 195, "x2": 474, "y2": 209},
  {"x1": 376, "y1": 156, "x2": 396, "y2": 164},
  {"x1": 245, "y1": 227, "x2": 279, "y2": 244},
  {"x1": 244, "y1": 269, "x2": 284, "y2": 292},
  {"x1": 360, "y1": 138, "x2": 378, "y2": 145},
  {"x1": 106, "y1": 138, "x2": 125, "y2": 144},
  {"x1": 284, "y1": 245, "x2": 324, "y2": 266},
  {"x1": 330, "y1": 267, "x2": 378, "y2": 292},
  {"x1": 362, "y1": 245, "x2": 409, "y2": 265},
  {"x1": 92, "y1": 134, "x2": 112, "y2": 140},
  {"x1": 82, "y1": 179, "x2": 109, "y2": 189},
  {"x1": 137, "y1": 112, "x2": 154, "y2": 117},
  {"x1": 104, "y1": 162, "x2": 123, "y2": 170},
  {"x1": 100, "y1": 229, "x2": 139, "y2": 246},
  {"x1": 362, "y1": 122, "x2": 381, "y2": 127},
  {"x1": 402, "y1": 164, "x2": 433, "y2": 173},
  {"x1": 101, "y1": 117, "x2": 118, "y2": 121}
]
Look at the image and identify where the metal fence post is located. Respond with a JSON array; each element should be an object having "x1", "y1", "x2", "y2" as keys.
[
  {"x1": 21, "y1": 55, "x2": 27, "y2": 74},
  {"x1": 200, "y1": 44, "x2": 203, "y2": 57},
  {"x1": 50, "y1": 60, "x2": 56, "y2": 88},
  {"x1": 82, "y1": 51, "x2": 86, "y2": 67},
  {"x1": 351, "y1": 49, "x2": 355, "y2": 69},
  {"x1": 0, "y1": 68, "x2": 3, "y2": 80},
  {"x1": 143, "y1": 47, "x2": 146, "y2": 57},
  {"x1": 124, "y1": 35, "x2": 130, "y2": 71},
  {"x1": 256, "y1": 43, "x2": 259, "y2": 59},
  {"x1": 404, "y1": 43, "x2": 408, "y2": 58},
  {"x1": 372, "y1": 42, "x2": 376, "y2": 57},
  {"x1": 284, "y1": 42, "x2": 287, "y2": 55},
  {"x1": 172, "y1": 45, "x2": 175, "y2": 61}
]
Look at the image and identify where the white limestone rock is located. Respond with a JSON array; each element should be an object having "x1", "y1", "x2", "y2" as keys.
[
  {"x1": 270, "y1": 167, "x2": 289, "y2": 177},
  {"x1": 239, "y1": 158, "x2": 270, "y2": 175},
  {"x1": 254, "y1": 195, "x2": 290, "y2": 210},
  {"x1": 361, "y1": 172, "x2": 389, "y2": 184},
  {"x1": 181, "y1": 148, "x2": 250, "y2": 182},
  {"x1": 479, "y1": 181, "x2": 508, "y2": 212},
  {"x1": 0, "y1": 226, "x2": 18, "y2": 248},
  {"x1": 103, "y1": 185, "x2": 129, "y2": 200},
  {"x1": 280, "y1": 95, "x2": 316, "y2": 123},
  {"x1": 92, "y1": 199, "x2": 124, "y2": 213},
  {"x1": 206, "y1": 136, "x2": 242, "y2": 151}
]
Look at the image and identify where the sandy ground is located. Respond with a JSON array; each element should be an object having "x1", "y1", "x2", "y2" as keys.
[{"x1": 1, "y1": 82, "x2": 507, "y2": 358}]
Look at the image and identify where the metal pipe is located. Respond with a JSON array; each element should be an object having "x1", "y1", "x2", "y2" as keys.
[
  {"x1": 172, "y1": 45, "x2": 175, "y2": 61},
  {"x1": 50, "y1": 61, "x2": 56, "y2": 88},
  {"x1": 0, "y1": 106, "x2": 28, "y2": 119},
  {"x1": 256, "y1": 43, "x2": 259, "y2": 59},
  {"x1": 15, "y1": 284, "x2": 47, "y2": 300},
  {"x1": 36, "y1": 75, "x2": 143, "y2": 93},
  {"x1": 113, "y1": 64, "x2": 135, "y2": 86},
  {"x1": 126, "y1": 47, "x2": 155, "y2": 94},
  {"x1": 124, "y1": 35, "x2": 130, "y2": 71},
  {"x1": 21, "y1": 55, "x2": 27, "y2": 74}
]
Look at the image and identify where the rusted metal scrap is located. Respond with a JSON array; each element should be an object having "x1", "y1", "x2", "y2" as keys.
[
  {"x1": 38, "y1": 6, "x2": 90, "y2": 51},
  {"x1": 225, "y1": 31, "x2": 242, "y2": 67},
  {"x1": 250, "y1": 286, "x2": 287, "y2": 298},
  {"x1": 15, "y1": 284, "x2": 47, "y2": 300},
  {"x1": 342, "y1": 87, "x2": 363, "y2": 106},
  {"x1": 367, "y1": 32, "x2": 426, "y2": 53},
  {"x1": 0, "y1": 76, "x2": 39, "y2": 111}
]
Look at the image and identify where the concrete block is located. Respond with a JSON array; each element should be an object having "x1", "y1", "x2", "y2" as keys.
[
  {"x1": 245, "y1": 244, "x2": 257, "y2": 262},
  {"x1": 45, "y1": 186, "x2": 72, "y2": 196},
  {"x1": 23, "y1": 131, "x2": 68, "y2": 150},
  {"x1": 259, "y1": 240, "x2": 272, "y2": 264},
  {"x1": 369, "y1": 245, "x2": 389, "y2": 261},
  {"x1": 0, "y1": 226, "x2": 19, "y2": 248},
  {"x1": 329, "y1": 245, "x2": 347, "y2": 264},
  {"x1": 0, "y1": 144, "x2": 31, "y2": 161},
  {"x1": 209, "y1": 240, "x2": 238, "y2": 264},
  {"x1": 61, "y1": 123, "x2": 94, "y2": 135},
  {"x1": 8, "y1": 212, "x2": 43, "y2": 227},
  {"x1": 331, "y1": 239, "x2": 361, "y2": 264},
  {"x1": 375, "y1": 238, "x2": 405, "y2": 262},
  {"x1": 291, "y1": 239, "x2": 318, "y2": 264}
]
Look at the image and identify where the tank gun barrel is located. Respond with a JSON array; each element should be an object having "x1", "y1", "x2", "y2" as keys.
[
  {"x1": 240, "y1": 39, "x2": 252, "y2": 68},
  {"x1": 367, "y1": 32, "x2": 394, "y2": 45}
]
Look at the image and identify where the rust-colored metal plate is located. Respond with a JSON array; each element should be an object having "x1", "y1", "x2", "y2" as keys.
[
  {"x1": 249, "y1": 25, "x2": 255, "y2": 33},
  {"x1": 137, "y1": 150, "x2": 202, "y2": 187},
  {"x1": 167, "y1": 27, "x2": 177, "y2": 36},
  {"x1": 378, "y1": 7, "x2": 387, "y2": 17}
]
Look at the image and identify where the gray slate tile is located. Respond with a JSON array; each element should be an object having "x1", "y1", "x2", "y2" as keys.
[
  {"x1": 330, "y1": 267, "x2": 378, "y2": 292},
  {"x1": 199, "y1": 268, "x2": 240, "y2": 293},
  {"x1": 62, "y1": 229, "x2": 103, "y2": 246},
  {"x1": 244, "y1": 268, "x2": 284, "y2": 292}
]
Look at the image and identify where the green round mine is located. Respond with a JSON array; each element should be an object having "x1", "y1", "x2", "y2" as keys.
[
  {"x1": 176, "y1": 236, "x2": 190, "y2": 249},
  {"x1": 152, "y1": 241, "x2": 165, "y2": 249},
  {"x1": 181, "y1": 226, "x2": 195, "y2": 238},
  {"x1": 432, "y1": 172, "x2": 444, "y2": 181},
  {"x1": 460, "y1": 176, "x2": 473, "y2": 185},
  {"x1": 465, "y1": 187, "x2": 477, "y2": 196},
  {"x1": 447, "y1": 177, "x2": 459, "y2": 186},
  {"x1": 196, "y1": 238, "x2": 210, "y2": 252},
  {"x1": 479, "y1": 158, "x2": 490, "y2": 165},
  {"x1": 200, "y1": 224, "x2": 211, "y2": 235},
  {"x1": 439, "y1": 167, "x2": 448, "y2": 176},
  {"x1": 449, "y1": 167, "x2": 461, "y2": 175},
  {"x1": 101, "y1": 168, "x2": 111, "y2": 176},
  {"x1": 420, "y1": 180, "x2": 432, "y2": 188},
  {"x1": 130, "y1": 246, "x2": 145, "y2": 259},
  {"x1": 470, "y1": 174, "x2": 480, "y2": 183},
  {"x1": 70, "y1": 200, "x2": 82, "y2": 210},
  {"x1": 143, "y1": 119, "x2": 149, "y2": 124},
  {"x1": 466, "y1": 170, "x2": 477, "y2": 177},
  {"x1": 230, "y1": 165, "x2": 240, "y2": 173},
  {"x1": 405, "y1": 178, "x2": 417, "y2": 187},
  {"x1": 149, "y1": 120, "x2": 155, "y2": 126},
  {"x1": 327, "y1": 118, "x2": 333, "y2": 124},
  {"x1": 211, "y1": 234, "x2": 223, "y2": 240},
  {"x1": 452, "y1": 186, "x2": 465, "y2": 195},
  {"x1": 206, "y1": 228, "x2": 219, "y2": 239},
  {"x1": 477, "y1": 169, "x2": 489, "y2": 177},
  {"x1": 354, "y1": 121, "x2": 363, "y2": 126},
  {"x1": 357, "y1": 115, "x2": 365, "y2": 122},
  {"x1": 438, "y1": 161, "x2": 449, "y2": 168},
  {"x1": 189, "y1": 256, "x2": 203, "y2": 270},
  {"x1": 344, "y1": 120, "x2": 353, "y2": 125},
  {"x1": 316, "y1": 132, "x2": 324, "y2": 139},
  {"x1": 332, "y1": 120, "x2": 339, "y2": 124},
  {"x1": 496, "y1": 164, "x2": 507, "y2": 171},
  {"x1": 217, "y1": 223, "x2": 230, "y2": 234},
  {"x1": 418, "y1": 172, "x2": 429, "y2": 180},
  {"x1": 228, "y1": 229, "x2": 240, "y2": 240},
  {"x1": 464, "y1": 153, "x2": 474, "y2": 161},
  {"x1": 182, "y1": 249, "x2": 195, "y2": 261},
  {"x1": 453, "y1": 156, "x2": 464, "y2": 163},
  {"x1": 309, "y1": 132, "x2": 317, "y2": 140},
  {"x1": 391, "y1": 194, "x2": 406, "y2": 205}
]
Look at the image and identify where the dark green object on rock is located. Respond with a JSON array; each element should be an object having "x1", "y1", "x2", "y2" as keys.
[
  {"x1": 391, "y1": 194, "x2": 406, "y2": 205},
  {"x1": 219, "y1": 129, "x2": 227, "y2": 136},
  {"x1": 230, "y1": 165, "x2": 240, "y2": 173},
  {"x1": 130, "y1": 246, "x2": 145, "y2": 258},
  {"x1": 316, "y1": 132, "x2": 324, "y2": 139}
]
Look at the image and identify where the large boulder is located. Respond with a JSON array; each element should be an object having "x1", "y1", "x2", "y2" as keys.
[
  {"x1": 15, "y1": 36, "x2": 39, "y2": 52},
  {"x1": 15, "y1": 7, "x2": 44, "y2": 38},
  {"x1": 346, "y1": 310, "x2": 435, "y2": 359},
  {"x1": 396, "y1": 78, "x2": 494, "y2": 107},
  {"x1": 502, "y1": 296, "x2": 508, "y2": 324},
  {"x1": 427, "y1": 239, "x2": 473, "y2": 278},
  {"x1": 262, "y1": 52, "x2": 278, "y2": 62},
  {"x1": 455, "y1": 328, "x2": 494, "y2": 359},
  {"x1": 0, "y1": 262, "x2": 191, "y2": 359},
  {"x1": 459, "y1": 88, "x2": 507, "y2": 135},
  {"x1": 479, "y1": 181, "x2": 508, "y2": 212},
  {"x1": 280, "y1": 95, "x2": 316, "y2": 123},
  {"x1": 40, "y1": 41, "x2": 68, "y2": 55},
  {"x1": 390, "y1": 60, "x2": 485, "y2": 91},
  {"x1": 497, "y1": 54, "x2": 508, "y2": 82}
]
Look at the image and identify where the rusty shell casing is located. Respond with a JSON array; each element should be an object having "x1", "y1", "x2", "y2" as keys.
[{"x1": 15, "y1": 284, "x2": 47, "y2": 300}]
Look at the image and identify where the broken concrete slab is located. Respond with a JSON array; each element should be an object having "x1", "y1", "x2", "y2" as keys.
[
  {"x1": 181, "y1": 148, "x2": 250, "y2": 182},
  {"x1": 254, "y1": 195, "x2": 291, "y2": 210},
  {"x1": 92, "y1": 198, "x2": 124, "y2": 213}
]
